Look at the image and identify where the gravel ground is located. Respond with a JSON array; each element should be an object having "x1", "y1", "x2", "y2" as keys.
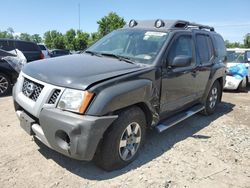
[{"x1": 0, "y1": 87, "x2": 249, "y2": 188}]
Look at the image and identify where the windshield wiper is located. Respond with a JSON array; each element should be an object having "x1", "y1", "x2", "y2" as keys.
[
  {"x1": 85, "y1": 50, "x2": 102, "y2": 57},
  {"x1": 100, "y1": 53, "x2": 135, "y2": 64}
]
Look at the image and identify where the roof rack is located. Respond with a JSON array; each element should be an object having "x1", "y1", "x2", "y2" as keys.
[
  {"x1": 185, "y1": 22, "x2": 215, "y2": 32},
  {"x1": 125, "y1": 20, "x2": 215, "y2": 32}
]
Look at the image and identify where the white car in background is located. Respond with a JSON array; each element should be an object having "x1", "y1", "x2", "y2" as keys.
[
  {"x1": 38, "y1": 43, "x2": 50, "y2": 58},
  {"x1": 224, "y1": 48, "x2": 250, "y2": 90}
]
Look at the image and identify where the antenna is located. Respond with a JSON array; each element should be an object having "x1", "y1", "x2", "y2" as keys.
[{"x1": 78, "y1": 3, "x2": 81, "y2": 31}]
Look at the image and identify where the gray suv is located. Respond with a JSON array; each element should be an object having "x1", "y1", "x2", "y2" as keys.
[{"x1": 13, "y1": 20, "x2": 226, "y2": 171}]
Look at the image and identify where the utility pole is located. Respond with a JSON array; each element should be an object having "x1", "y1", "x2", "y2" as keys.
[{"x1": 78, "y1": 3, "x2": 81, "y2": 31}]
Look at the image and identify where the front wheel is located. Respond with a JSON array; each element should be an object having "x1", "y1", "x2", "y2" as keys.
[
  {"x1": 94, "y1": 106, "x2": 146, "y2": 171},
  {"x1": 202, "y1": 81, "x2": 221, "y2": 115},
  {"x1": 238, "y1": 77, "x2": 247, "y2": 91}
]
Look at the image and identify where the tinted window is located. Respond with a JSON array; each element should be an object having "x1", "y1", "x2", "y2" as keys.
[
  {"x1": 213, "y1": 34, "x2": 226, "y2": 60},
  {"x1": 246, "y1": 51, "x2": 250, "y2": 62},
  {"x1": 0, "y1": 40, "x2": 15, "y2": 51},
  {"x1": 38, "y1": 45, "x2": 46, "y2": 50},
  {"x1": 167, "y1": 35, "x2": 194, "y2": 66},
  {"x1": 15, "y1": 41, "x2": 39, "y2": 51},
  {"x1": 196, "y1": 34, "x2": 214, "y2": 64}
]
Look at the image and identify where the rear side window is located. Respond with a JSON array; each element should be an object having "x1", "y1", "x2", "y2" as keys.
[
  {"x1": 0, "y1": 40, "x2": 15, "y2": 51},
  {"x1": 38, "y1": 45, "x2": 46, "y2": 50},
  {"x1": 15, "y1": 41, "x2": 39, "y2": 51},
  {"x1": 196, "y1": 34, "x2": 214, "y2": 64},
  {"x1": 213, "y1": 34, "x2": 226, "y2": 61}
]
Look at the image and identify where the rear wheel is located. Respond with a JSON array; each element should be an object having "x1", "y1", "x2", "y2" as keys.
[
  {"x1": 94, "y1": 106, "x2": 146, "y2": 171},
  {"x1": 202, "y1": 81, "x2": 221, "y2": 115},
  {"x1": 0, "y1": 73, "x2": 11, "y2": 97}
]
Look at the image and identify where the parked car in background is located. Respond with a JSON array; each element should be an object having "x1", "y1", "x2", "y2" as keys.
[
  {"x1": 50, "y1": 49, "x2": 71, "y2": 57},
  {"x1": 38, "y1": 43, "x2": 50, "y2": 58},
  {"x1": 0, "y1": 39, "x2": 44, "y2": 62},
  {"x1": 0, "y1": 49, "x2": 19, "y2": 96},
  {"x1": 13, "y1": 19, "x2": 226, "y2": 171},
  {"x1": 224, "y1": 48, "x2": 250, "y2": 90}
]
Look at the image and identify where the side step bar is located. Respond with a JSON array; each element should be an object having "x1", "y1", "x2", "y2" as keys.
[{"x1": 155, "y1": 104, "x2": 205, "y2": 133}]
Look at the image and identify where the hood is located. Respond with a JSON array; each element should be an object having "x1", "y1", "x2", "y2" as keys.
[
  {"x1": 227, "y1": 62, "x2": 249, "y2": 68},
  {"x1": 22, "y1": 54, "x2": 145, "y2": 90}
]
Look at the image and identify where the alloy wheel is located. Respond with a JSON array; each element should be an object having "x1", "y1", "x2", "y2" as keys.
[
  {"x1": 0, "y1": 75, "x2": 9, "y2": 95},
  {"x1": 209, "y1": 87, "x2": 218, "y2": 109},
  {"x1": 119, "y1": 122, "x2": 142, "y2": 161}
]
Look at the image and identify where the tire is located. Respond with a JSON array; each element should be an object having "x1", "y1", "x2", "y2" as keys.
[
  {"x1": 202, "y1": 81, "x2": 221, "y2": 115},
  {"x1": 94, "y1": 106, "x2": 146, "y2": 171},
  {"x1": 238, "y1": 77, "x2": 247, "y2": 91},
  {"x1": 0, "y1": 73, "x2": 11, "y2": 97}
]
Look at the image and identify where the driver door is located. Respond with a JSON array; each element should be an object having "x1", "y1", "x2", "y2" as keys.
[{"x1": 160, "y1": 33, "x2": 199, "y2": 114}]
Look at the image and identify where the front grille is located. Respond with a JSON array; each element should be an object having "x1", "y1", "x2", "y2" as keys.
[
  {"x1": 22, "y1": 78, "x2": 44, "y2": 101},
  {"x1": 48, "y1": 89, "x2": 61, "y2": 104}
]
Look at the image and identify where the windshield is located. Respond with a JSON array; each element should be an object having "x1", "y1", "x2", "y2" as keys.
[
  {"x1": 227, "y1": 51, "x2": 245, "y2": 63},
  {"x1": 86, "y1": 29, "x2": 169, "y2": 64},
  {"x1": 246, "y1": 51, "x2": 250, "y2": 62}
]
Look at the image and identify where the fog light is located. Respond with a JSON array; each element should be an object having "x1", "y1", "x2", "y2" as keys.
[
  {"x1": 155, "y1": 19, "x2": 165, "y2": 28},
  {"x1": 129, "y1": 19, "x2": 138, "y2": 27}
]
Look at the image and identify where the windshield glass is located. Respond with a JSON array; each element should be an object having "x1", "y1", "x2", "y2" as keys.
[
  {"x1": 246, "y1": 51, "x2": 250, "y2": 61},
  {"x1": 227, "y1": 51, "x2": 245, "y2": 63},
  {"x1": 86, "y1": 29, "x2": 169, "y2": 64}
]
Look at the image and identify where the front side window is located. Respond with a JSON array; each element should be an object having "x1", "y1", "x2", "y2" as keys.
[
  {"x1": 87, "y1": 29, "x2": 169, "y2": 64},
  {"x1": 167, "y1": 35, "x2": 194, "y2": 66}
]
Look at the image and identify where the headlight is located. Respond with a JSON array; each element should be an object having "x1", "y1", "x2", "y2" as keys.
[{"x1": 57, "y1": 89, "x2": 94, "y2": 114}]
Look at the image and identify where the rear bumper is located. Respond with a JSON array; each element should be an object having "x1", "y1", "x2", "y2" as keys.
[{"x1": 15, "y1": 104, "x2": 117, "y2": 161}]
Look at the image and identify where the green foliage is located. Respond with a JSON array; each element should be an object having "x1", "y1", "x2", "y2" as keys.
[
  {"x1": 44, "y1": 30, "x2": 66, "y2": 49},
  {"x1": 88, "y1": 32, "x2": 100, "y2": 46},
  {"x1": 74, "y1": 31, "x2": 89, "y2": 50},
  {"x1": 0, "y1": 27, "x2": 14, "y2": 39},
  {"x1": 19, "y1": 33, "x2": 32, "y2": 41},
  {"x1": 31, "y1": 34, "x2": 42, "y2": 43},
  {"x1": 64, "y1": 29, "x2": 76, "y2": 50},
  {"x1": 97, "y1": 12, "x2": 126, "y2": 37},
  {"x1": 244, "y1": 33, "x2": 250, "y2": 48},
  {"x1": 225, "y1": 40, "x2": 245, "y2": 48}
]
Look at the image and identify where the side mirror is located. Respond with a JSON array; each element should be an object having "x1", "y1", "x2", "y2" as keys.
[{"x1": 170, "y1": 55, "x2": 192, "y2": 67}]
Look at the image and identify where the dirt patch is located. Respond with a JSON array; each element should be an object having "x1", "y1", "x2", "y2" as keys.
[{"x1": 0, "y1": 88, "x2": 249, "y2": 188}]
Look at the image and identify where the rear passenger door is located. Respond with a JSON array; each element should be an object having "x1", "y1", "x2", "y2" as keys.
[{"x1": 194, "y1": 33, "x2": 215, "y2": 97}]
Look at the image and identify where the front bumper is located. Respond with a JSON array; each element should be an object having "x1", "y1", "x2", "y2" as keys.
[
  {"x1": 224, "y1": 75, "x2": 242, "y2": 90},
  {"x1": 15, "y1": 104, "x2": 117, "y2": 161}
]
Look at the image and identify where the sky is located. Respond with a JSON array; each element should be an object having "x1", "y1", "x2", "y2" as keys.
[{"x1": 1, "y1": 0, "x2": 250, "y2": 42}]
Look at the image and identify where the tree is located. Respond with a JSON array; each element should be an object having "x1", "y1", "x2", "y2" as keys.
[
  {"x1": 88, "y1": 32, "x2": 100, "y2": 46},
  {"x1": 73, "y1": 31, "x2": 89, "y2": 50},
  {"x1": 44, "y1": 30, "x2": 65, "y2": 49},
  {"x1": 65, "y1": 29, "x2": 76, "y2": 49},
  {"x1": 19, "y1": 33, "x2": 32, "y2": 41},
  {"x1": 31, "y1": 34, "x2": 42, "y2": 43},
  {"x1": 0, "y1": 27, "x2": 14, "y2": 39},
  {"x1": 97, "y1": 12, "x2": 126, "y2": 37},
  {"x1": 225, "y1": 40, "x2": 244, "y2": 48},
  {"x1": 244, "y1": 33, "x2": 250, "y2": 48}
]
